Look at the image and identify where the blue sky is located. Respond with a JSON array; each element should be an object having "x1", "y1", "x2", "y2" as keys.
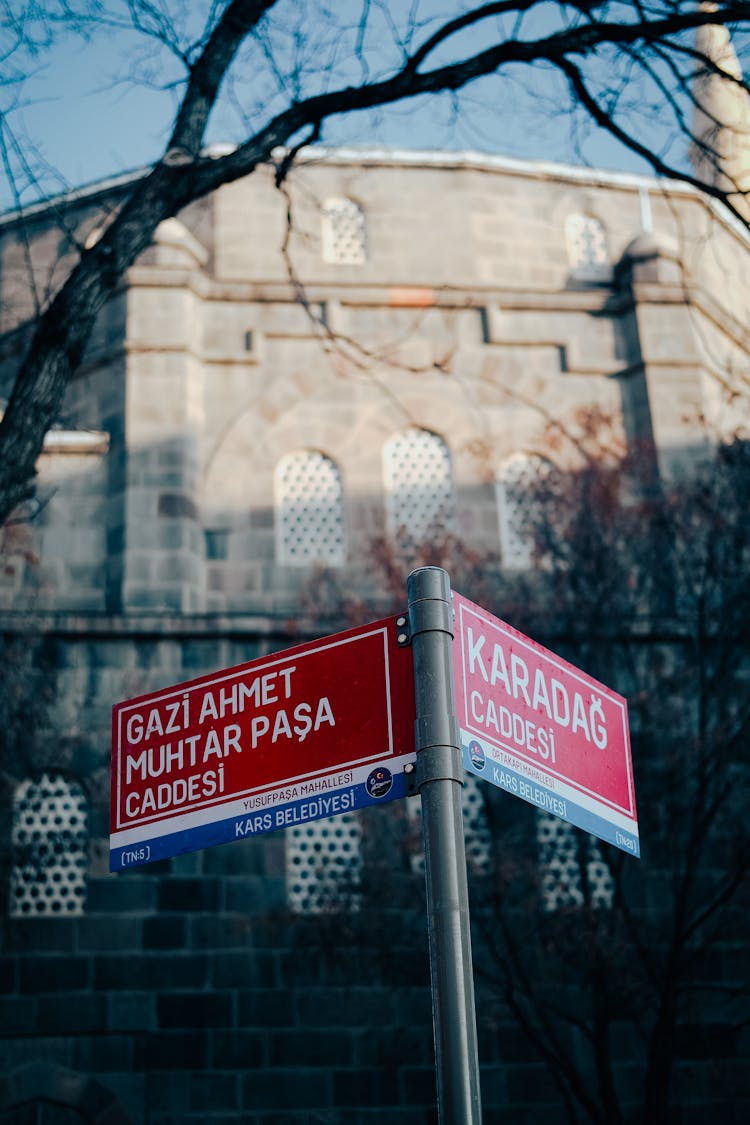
[{"x1": 0, "y1": 1, "x2": 687, "y2": 211}]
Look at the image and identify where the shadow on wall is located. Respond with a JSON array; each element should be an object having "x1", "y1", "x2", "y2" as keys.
[{"x1": 0, "y1": 1061, "x2": 132, "y2": 1123}]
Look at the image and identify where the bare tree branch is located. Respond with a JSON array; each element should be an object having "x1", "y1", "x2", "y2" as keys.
[{"x1": 1, "y1": 0, "x2": 749, "y2": 525}]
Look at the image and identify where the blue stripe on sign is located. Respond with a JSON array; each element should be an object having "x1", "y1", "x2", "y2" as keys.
[
  {"x1": 110, "y1": 771, "x2": 408, "y2": 871},
  {"x1": 462, "y1": 746, "x2": 640, "y2": 858}
]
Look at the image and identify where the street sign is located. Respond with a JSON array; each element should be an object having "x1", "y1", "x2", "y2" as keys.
[
  {"x1": 453, "y1": 593, "x2": 639, "y2": 856},
  {"x1": 110, "y1": 616, "x2": 416, "y2": 870}
]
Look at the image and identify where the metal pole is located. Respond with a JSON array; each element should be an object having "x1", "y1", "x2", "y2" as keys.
[{"x1": 407, "y1": 566, "x2": 482, "y2": 1125}]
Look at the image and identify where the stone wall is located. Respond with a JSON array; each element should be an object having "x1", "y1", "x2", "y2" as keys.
[
  {"x1": 4, "y1": 153, "x2": 748, "y2": 620},
  {"x1": 1, "y1": 150, "x2": 749, "y2": 1123}
]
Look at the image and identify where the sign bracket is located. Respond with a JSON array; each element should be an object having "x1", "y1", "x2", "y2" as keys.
[{"x1": 395, "y1": 613, "x2": 411, "y2": 646}]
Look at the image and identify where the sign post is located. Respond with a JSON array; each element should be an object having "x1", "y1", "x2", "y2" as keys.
[
  {"x1": 407, "y1": 567, "x2": 483, "y2": 1125},
  {"x1": 111, "y1": 568, "x2": 638, "y2": 1124}
]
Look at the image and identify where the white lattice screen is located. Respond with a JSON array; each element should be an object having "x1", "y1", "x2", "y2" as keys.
[
  {"x1": 383, "y1": 428, "x2": 455, "y2": 550},
  {"x1": 407, "y1": 774, "x2": 492, "y2": 878},
  {"x1": 275, "y1": 450, "x2": 345, "y2": 565},
  {"x1": 9, "y1": 773, "x2": 88, "y2": 917},
  {"x1": 565, "y1": 213, "x2": 609, "y2": 271},
  {"x1": 461, "y1": 773, "x2": 493, "y2": 876},
  {"x1": 536, "y1": 811, "x2": 614, "y2": 911},
  {"x1": 286, "y1": 814, "x2": 363, "y2": 913},
  {"x1": 496, "y1": 453, "x2": 547, "y2": 569},
  {"x1": 321, "y1": 197, "x2": 367, "y2": 264}
]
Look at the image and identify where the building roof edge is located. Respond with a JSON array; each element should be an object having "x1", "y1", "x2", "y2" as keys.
[{"x1": 1, "y1": 144, "x2": 747, "y2": 245}]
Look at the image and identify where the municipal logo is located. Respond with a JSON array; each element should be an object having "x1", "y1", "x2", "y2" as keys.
[
  {"x1": 468, "y1": 740, "x2": 486, "y2": 771},
  {"x1": 366, "y1": 767, "x2": 393, "y2": 799}
]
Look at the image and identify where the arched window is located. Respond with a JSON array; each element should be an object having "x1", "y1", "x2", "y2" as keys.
[
  {"x1": 321, "y1": 197, "x2": 367, "y2": 264},
  {"x1": 565, "y1": 213, "x2": 609, "y2": 276},
  {"x1": 537, "y1": 812, "x2": 614, "y2": 911},
  {"x1": 286, "y1": 814, "x2": 362, "y2": 914},
  {"x1": 496, "y1": 453, "x2": 549, "y2": 569},
  {"x1": 275, "y1": 450, "x2": 345, "y2": 565},
  {"x1": 383, "y1": 427, "x2": 455, "y2": 551},
  {"x1": 8, "y1": 773, "x2": 88, "y2": 917}
]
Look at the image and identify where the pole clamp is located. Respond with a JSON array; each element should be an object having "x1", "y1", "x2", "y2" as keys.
[
  {"x1": 415, "y1": 745, "x2": 465, "y2": 790},
  {"x1": 415, "y1": 712, "x2": 460, "y2": 752},
  {"x1": 408, "y1": 596, "x2": 453, "y2": 639}
]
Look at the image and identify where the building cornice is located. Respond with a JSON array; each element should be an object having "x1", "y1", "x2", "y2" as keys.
[{"x1": 3, "y1": 144, "x2": 747, "y2": 247}]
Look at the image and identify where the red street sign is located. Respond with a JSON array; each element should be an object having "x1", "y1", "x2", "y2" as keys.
[
  {"x1": 110, "y1": 616, "x2": 416, "y2": 869},
  {"x1": 453, "y1": 593, "x2": 639, "y2": 856}
]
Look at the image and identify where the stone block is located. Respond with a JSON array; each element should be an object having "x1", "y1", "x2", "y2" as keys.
[
  {"x1": 0, "y1": 995, "x2": 38, "y2": 1034},
  {"x1": 94, "y1": 953, "x2": 210, "y2": 992},
  {"x1": 295, "y1": 987, "x2": 394, "y2": 1028},
  {"x1": 154, "y1": 554, "x2": 200, "y2": 583},
  {"x1": 87, "y1": 876, "x2": 158, "y2": 914},
  {"x1": 157, "y1": 991, "x2": 233, "y2": 1030},
  {"x1": 188, "y1": 1071, "x2": 240, "y2": 1113},
  {"x1": 158, "y1": 492, "x2": 198, "y2": 520},
  {"x1": 3, "y1": 917, "x2": 77, "y2": 953},
  {"x1": 239, "y1": 1067, "x2": 330, "y2": 1112},
  {"x1": 169, "y1": 852, "x2": 201, "y2": 876},
  {"x1": 395, "y1": 987, "x2": 431, "y2": 1024},
  {"x1": 123, "y1": 584, "x2": 186, "y2": 612},
  {"x1": 505, "y1": 1062, "x2": 560, "y2": 1104},
  {"x1": 0, "y1": 1034, "x2": 73, "y2": 1070},
  {"x1": 237, "y1": 989, "x2": 295, "y2": 1028},
  {"x1": 18, "y1": 954, "x2": 90, "y2": 994},
  {"x1": 142, "y1": 1031, "x2": 212, "y2": 1071},
  {"x1": 108, "y1": 991, "x2": 158, "y2": 1033},
  {"x1": 210, "y1": 1029, "x2": 266, "y2": 1070},
  {"x1": 89, "y1": 1071, "x2": 146, "y2": 1125},
  {"x1": 396, "y1": 1066, "x2": 439, "y2": 1106},
  {"x1": 222, "y1": 876, "x2": 286, "y2": 913},
  {"x1": 276, "y1": 950, "x2": 325, "y2": 987},
  {"x1": 212, "y1": 950, "x2": 277, "y2": 989},
  {"x1": 269, "y1": 1029, "x2": 353, "y2": 1068},
  {"x1": 37, "y1": 992, "x2": 106, "y2": 1034},
  {"x1": 333, "y1": 1067, "x2": 395, "y2": 1107},
  {"x1": 157, "y1": 877, "x2": 222, "y2": 913},
  {"x1": 142, "y1": 915, "x2": 187, "y2": 950},
  {"x1": 353, "y1": 1025, "x2": 432, "y2": 1069},
  {"x1": 144, "y1": 1071, "x2": 193, "y2": 1114},
  {"x1": 72, "y1": 1032, "x2": 137, "y2": 1072},
  {"x1": 188, "y1": 914, "x2": 254, "y2": 949}
]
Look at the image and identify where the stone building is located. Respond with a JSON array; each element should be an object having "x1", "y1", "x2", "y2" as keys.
[{"x1": 0, "y1": 131, "x2": 749, "y2": 1122}]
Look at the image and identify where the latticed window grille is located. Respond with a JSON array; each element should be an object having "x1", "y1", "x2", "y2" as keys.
[
  {"x1": 9, "y1": 773, "x2": 88, "y2": 917},
  {"x1": 536, "y1": 811, "x2": 614, "y2": 911},
  {"x1": 286, "y1": 814, "x2": 362, "y2": 913},
  {"x1": 461, "y1": 773, "x2": 494, "y2": 877},
  {"x1": 407, "y1": 774, "x2": 492, "y2": 878},
  {"x1": 321, "y1": 197, "x2": 367, "y2": 264},
  {"x1": 496, "y1": 453, "x2": 548, "y2": 569},
  {"x1": 565, "y1": 213, "x2": 609, "y2": 273},
  {"x1": 275, "y1": 450, "x2": 345, "y2": 565},
  {"x1": 383, "y1": 428, "x2": 455, "y2": 551}
]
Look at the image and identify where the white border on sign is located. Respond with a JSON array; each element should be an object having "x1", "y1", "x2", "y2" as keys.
[
  {"x1": 462, "y1": 731, "x2": 638, "y2": 837},
  {"x1": 456, "y1": 600, "x2": 636, "y2": 818},
  {"x1": 109, "y1": 751, "x2": 417, "y2": 851},
  {"x1": 114, "y1": 625, "x2": 396, "y2": 831}
]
